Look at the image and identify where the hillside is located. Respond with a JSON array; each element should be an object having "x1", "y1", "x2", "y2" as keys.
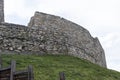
[{"x1": 1, "y1": 54, "x2": 120, "y2": 80}]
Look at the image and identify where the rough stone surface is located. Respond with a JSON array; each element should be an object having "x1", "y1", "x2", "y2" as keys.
[
  {"x1": 0, "y1": 0, "x2": 4, "y2": 22},
  {"x1": 0, "y1": 21, "x2": 106, "y2": 67},
  {"x1": 30, "y1": 12, "x2": 106, "y2": 67},
  {"x1": 0, "y1": 0, "x2": 107, "y2": 67}
]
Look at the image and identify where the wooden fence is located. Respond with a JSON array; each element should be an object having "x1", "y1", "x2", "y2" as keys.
[
  {"x1": 0, "y1": 59, "x2": 34, "y2": 80},
  {"x1": 0, "y1": 58, "x2": 65, "y2": 80}
]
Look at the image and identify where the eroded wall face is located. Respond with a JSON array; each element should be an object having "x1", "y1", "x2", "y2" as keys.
[{"x1": 28, "y1": 12, "x2": 107, "y2": 67}]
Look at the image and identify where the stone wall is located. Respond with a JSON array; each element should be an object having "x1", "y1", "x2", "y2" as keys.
[
  {"x1": 0, "y1": 12, "x2": 106, "y2": 67},
  {"x1": 28, "y1": 12, "x2": 107, "y2": 67},
  {"x1": 0, "y1": 0, "x2": 4, "y2": 22}
]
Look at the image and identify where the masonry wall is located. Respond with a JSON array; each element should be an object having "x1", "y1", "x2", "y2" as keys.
[
  {"x1": 28, "y1": 12, "x2": 107, "y2": 67},
  {"x1": 0, "y1": 12, "x2": 107, "y2": 67},
  {"x1": 0, "y1": 0, "x2": 4, "y2": 22}
]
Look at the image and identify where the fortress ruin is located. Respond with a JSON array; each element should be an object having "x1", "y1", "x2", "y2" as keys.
[{"x1": 0, "y1": 0, "x2": 106, "y2": 67}]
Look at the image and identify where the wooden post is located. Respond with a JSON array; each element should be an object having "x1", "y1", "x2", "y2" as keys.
[
  {"x1": 28, "y1": 65, "x2": 34, "y2": 80},
  {"x1": 10, "y1": 60, "x2": 16, "y2": 80},
  {"x1": 0, "y1": 56, "x2": 2, "y2": 68},
  {"x1": 59, "y1": 72, "x2": 65, "y2": 80}
]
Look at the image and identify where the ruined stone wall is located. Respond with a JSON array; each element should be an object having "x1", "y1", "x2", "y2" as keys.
[
  {"x1": 0, "y1": 12, "x2": 107, "y2": 67},
  {"x1": 0, "y1": 0, "x2": 4, "y2": 22},
  {"x1": 28, "y1": 12, "x2": 107, "y2": 67}
]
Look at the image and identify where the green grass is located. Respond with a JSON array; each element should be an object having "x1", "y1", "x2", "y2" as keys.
[{"x1": 1, "y1": 54, "x2": 120, "y2": 80}]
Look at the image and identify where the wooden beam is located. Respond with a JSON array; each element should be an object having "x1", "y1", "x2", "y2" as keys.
[
  {"x1": 59, "y1": 72, "x2": 65, "y2": 80},
  {"x1": 0, "y1": 56, "x2": 2, "y2": 68},
  {"x1": 28, "y1": 65, "x2": 34, "y2": 80},
  {"x1": 10, "y1": 60, "x2": 16, "y2": 80}
]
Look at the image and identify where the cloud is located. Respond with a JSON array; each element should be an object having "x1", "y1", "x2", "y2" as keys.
[
  {"x1": 5, "y1": 0, "x2": 120, "y2": 27},
  {"x1": 99, "y1": 32, "x2": 120, "y2": 71},
  {"x1": 100, "y1": 32, "x2": 120, "y2": 48}
]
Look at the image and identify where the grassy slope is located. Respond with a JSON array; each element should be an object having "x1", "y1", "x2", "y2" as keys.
[{"x1": 1, "y1": 54, "x2": 120, "y2": 80}]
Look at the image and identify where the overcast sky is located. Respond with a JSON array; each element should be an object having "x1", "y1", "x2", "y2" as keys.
[{"x1": 4, "y1": 0, "x2": 120, "y2": 72}]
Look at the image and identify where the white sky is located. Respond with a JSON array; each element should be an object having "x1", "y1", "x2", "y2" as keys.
[{"x1": 4, "y1": 0, "x2": 120, "y2": 72}]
